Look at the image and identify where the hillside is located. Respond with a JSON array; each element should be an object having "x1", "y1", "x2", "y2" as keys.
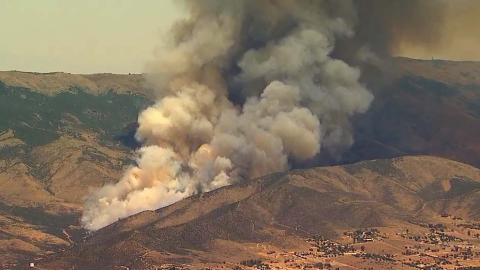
[
  {"x1": 38, "y1": 156, "x2": 480, "y2": 269},
  {"x1": 0, "y1": 71, "x2": 151, "y2": 96},
  {"x1": 337, "y1": 58, "x2": 480, "y2": 169},
  {"x1": 1, "y1": 58, "x2": 480, "y2": 268},
  {"x1": 0, "y1": 75, "x2": 151, "y2": 266}
]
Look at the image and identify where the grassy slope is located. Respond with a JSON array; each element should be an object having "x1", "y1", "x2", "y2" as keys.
[
  {"x1": 0, "y1": 78, "x2": 151, "y2": 266},
  {"x1": 0, "y1": 81, "x2": 149, "y2": 147},
  {"x1": 39, "y1": 156, "x2": 480, "y2": 269}
]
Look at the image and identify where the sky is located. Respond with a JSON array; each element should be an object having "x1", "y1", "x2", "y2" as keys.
[
  {"x1": 0, "y1": 1, "x2": 479, "y2": 74},
  {"x1": 0, "y1": 0, "x2": 182, "y2": 74}
]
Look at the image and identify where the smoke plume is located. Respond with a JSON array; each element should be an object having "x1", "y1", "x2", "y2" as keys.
[
  {"x1": 393, "y1": 0, "x2": 480, "y2": 61},
  {"x1": 82, "y1": 0, "x2": 456, "y2": 231}
]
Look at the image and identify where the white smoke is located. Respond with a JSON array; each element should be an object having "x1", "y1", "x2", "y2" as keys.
[{"x1": 82, "y1": 0, "x2": 374, "y2": 231}]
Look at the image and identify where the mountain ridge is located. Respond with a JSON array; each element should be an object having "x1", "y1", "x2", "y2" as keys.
[
  {"x1": 38, "y1": 155, "x2": 480, "y2": 269},
  {"x1": 1, "y1": 57, "x2": 480, "y2": 268}
]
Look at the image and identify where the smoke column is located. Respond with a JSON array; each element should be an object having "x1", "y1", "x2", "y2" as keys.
[{"x1": 82, "y1": 0, "x2": 453, "y2": 231}]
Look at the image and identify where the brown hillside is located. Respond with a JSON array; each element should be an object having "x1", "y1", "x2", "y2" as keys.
[
  {"x1": 38, "y1": 156, "x2": 480, "y2": 269},
  {"x1": 341, "y1": 58, "x2": 480, "y2": 169},
  {"x1": 0, "y1": 78, "x2": 147, "y2": 266},
  {"x1": 2, "y1": 58, "x2": 480, "y2": 268},
  {"x1": 0, "y1": 71, "x2": 151, "y2": 96}
]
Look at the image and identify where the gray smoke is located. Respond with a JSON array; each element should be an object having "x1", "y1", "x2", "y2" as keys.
[{"x1": 82, "y1": 0, "x2": 456, "y2": 230}]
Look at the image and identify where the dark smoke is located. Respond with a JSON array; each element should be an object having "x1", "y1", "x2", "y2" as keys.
[{"x1": 84, "y1": 0, "x2": 478, "y2": 230}]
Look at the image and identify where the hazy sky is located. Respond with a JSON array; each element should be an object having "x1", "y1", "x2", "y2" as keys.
[
  {"x1": 1, "y1": 1, "x2": 479, "y2": 74},
  {"x1": 0, "y1": 0, "x2": 182, "y2": 74}
]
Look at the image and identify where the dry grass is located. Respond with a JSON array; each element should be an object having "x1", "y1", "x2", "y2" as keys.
[{"x1": 0, "y1": 71, "x2": 151, "y2": 96}]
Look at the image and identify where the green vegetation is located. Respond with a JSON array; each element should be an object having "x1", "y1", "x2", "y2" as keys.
[
  {"x1": 447, "y1": 177, "x2": 480, "y2": 198},
  {"x1": 399, "y1": 76, "x2": 457, "y2": 98},
  {"x1": 344, "y1": 158, "x2": 403, "y2": 177},
  {"x1": 0, "y1": 80, "x2": 150, "y2": 148},
  {"x1": 0, "y1": 201, "x2": 82, "y2": 240}
]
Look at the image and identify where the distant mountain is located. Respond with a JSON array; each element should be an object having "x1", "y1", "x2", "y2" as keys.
[{"x1": 0, "y1": 71, "x2": 150, "y2": 96}]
